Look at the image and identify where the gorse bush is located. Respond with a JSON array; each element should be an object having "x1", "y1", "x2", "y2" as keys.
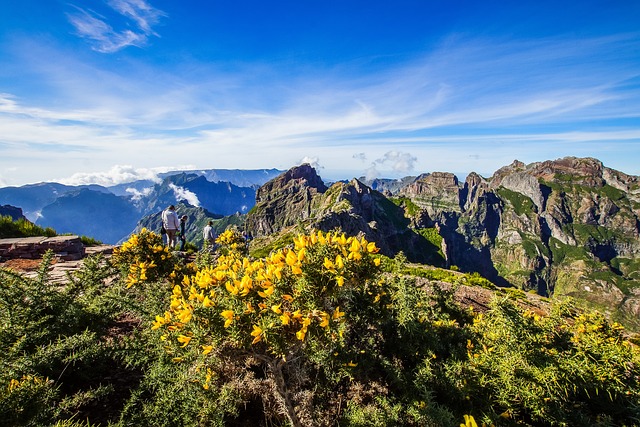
[
  {"x1": 149, "y1": 230, "x2": 385, "y2": 426},
  {"x1": 111, "y1": 227, "x2": 183, "y2": 289},
  {"x1": 1, "y1": 228, "x2": 639, "y2": 427}
]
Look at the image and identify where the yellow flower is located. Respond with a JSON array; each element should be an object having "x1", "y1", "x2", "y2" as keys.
[
  {"x1": 336, "y1": 276, "x2": 345, "y2": 287},
  {"x1": 282, "y1": 294, "x2": 294, "y2": 302},
  {"x1": 366, "y1": 241, "x2": 379, "y2": 253},
  {"x1": 271, "y1": 303, "x2": 282, "y2": 314},
  {"x1": 280, "y1": 312, "x2": 291, "y2": 325},
  {"x1": 323, "y1": 257, "x2": 336, "y2": 271},
  {"x1": 203, "y1": 296, "x2": 215, "y2": 308},
  {"x1": 201, "y1": 345, "x2": 213, "y2": 355},
  {"x1": 172, "y1": 285, "x2": 183, "y2": 298},
  {"x1": 296, "y1": 327, "x2": 307, "y2": 341},
  {"x1": 225, "y1": 281, "x2": 239, "y2": 295},
  {"x1": 348, "y1": 251, "x2": 362, "y2": 261},
  {"x1": 332, "y1": 307, "x2": 345, "y2": 320},
  {"x1": 319, "y1": 312, "x2": 330, "y2": 328},
  {"x1": 335, "y1": 254, "x2": 344, "y2": 269},
  {"x1": 177, "y1": 335, "x2": 192, "y2": 348},
  {"x1": 221, "y1": 310, "x2": 234, "y2": 328},
  {"x1": 374, "y1": 257, "x2": 381, "y2": 266},
  {"x1": 245, "y1": 302, "x2": 255, "y2": 314},
  {"x1": 251, "y1": 325, "x2": 263, "y2": 344},
  {"x1": 258, "y1": 285, "x2": 274, "y2": 298},
  {"x1": 177, "y1": 307, "x2": 193, "y2": 324},
  {"x1": 285, "y1": 250, "x2": 298, "y2": 266},
  {"x1": 460, "y1": 414, "x2": 479, "y2": 427},
  {"x1": 349, "y1": 238, "x2": 361, "y2": 253}
]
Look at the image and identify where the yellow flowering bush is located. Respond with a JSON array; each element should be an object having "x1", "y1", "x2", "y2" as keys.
[
  {"x1": 155, "y1": 230, "x2": 381, "y2": 352},
  {"x1": 152, "y1": 230, "x2": 384, "y2": 425},
  {"x1": 215, "y1": 227, "x2": 248, "y2": 256},
  {"x1": 111, "y1": 227, "x2": 176, "y2": 288}
]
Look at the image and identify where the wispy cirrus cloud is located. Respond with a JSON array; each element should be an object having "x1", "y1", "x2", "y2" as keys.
[
  {"x1": 1, "y1": 31, "x2": 640, "y2": 185},
  {"x1": 67, "y1": 0, "x2": 166, "y2": 53}
]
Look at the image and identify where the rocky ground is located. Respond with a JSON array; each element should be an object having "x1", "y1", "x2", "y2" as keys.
[{"x1": 0, "y1": 244, "x2": 115, "y2": 284}]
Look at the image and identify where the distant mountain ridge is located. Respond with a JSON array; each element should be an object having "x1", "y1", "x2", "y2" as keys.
[{"x1": 0, "y1": 168, "x2": 283, "y2": 244}]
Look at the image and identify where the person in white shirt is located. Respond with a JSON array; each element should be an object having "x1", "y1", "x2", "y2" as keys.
[
  {"x1": 203, "y1": 220, "x2": 216, "y2": 248},
  {"x1": 161, "y1": 205, "x2": 181, "y2": 249}
]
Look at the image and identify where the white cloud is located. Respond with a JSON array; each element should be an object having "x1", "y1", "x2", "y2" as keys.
[
  {"x1": 353, "y1": 153, "x2": 367, "y2": 162},
  {"x1": 59, "y1": 165, "x2": 175, "y2": 186},
  {"x1": 298, "y1": 156, "x2": 322, "y2": 170},
  {"x1": 125, "y1": 186, "x2": 153, "y2": 201},
  {"x1": 169, "y1": 183, "x2": 201, "y2": 207},
  {"x1": 67, "y1": 0, "x2": 165, "y2": 53},
  {"x1": 374, "y1": 151, "x2": 418, "y2": 173}
]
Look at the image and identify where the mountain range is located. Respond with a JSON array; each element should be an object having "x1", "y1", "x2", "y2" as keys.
[
  {"x1": 244, "y1": 158, "x2": 640, "y2": 331},
  {"x1": 0, "y1": 168, "x2": 283, "y2": 244},
  {"x1": 2, "y1": 158, "x2": 639, "y2": 331}
]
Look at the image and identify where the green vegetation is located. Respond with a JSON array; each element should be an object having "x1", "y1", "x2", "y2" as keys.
[
  {"x1": 1, "y1": 228, "x2": 639, "y2": 426},
  {"x1": 0, "y1": 215, "x2": 103, "y2": 245},
  {"x1": 0, "y1": 215, "x2": 56, "y2": 238},
  {"x1": 496, "y1": 187, "x2": 537, "y2": 216},
  {"x1": 390, "y1": 196, "x2": 421, "y2": 217}
]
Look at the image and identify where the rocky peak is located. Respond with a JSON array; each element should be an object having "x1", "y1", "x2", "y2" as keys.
[
  {"x1": 401, "y1": 171, "x2": 460, "y2": 198},
  {"x1": 247, "y1": 164, "x2": 328, "y2": 236},
  {"x1": 492, "y1": 160, "x2": 526, "y2": 183},
  {"x1": 528, "y1": 157, "x2": 605, "y2": 187},
  {"x1": 464, "y1": 172, "x2": 489, "y2": 210},
  {"x1": 256, "y1": 163, "x2": 327, "y2": 203},
  {"x1": 399, "y1": 171, "x2": 464, "y2": 217}
]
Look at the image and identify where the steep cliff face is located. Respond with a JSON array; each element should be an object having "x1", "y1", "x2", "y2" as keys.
[
  {"x1": 400, "y1": 156, "x2": 640, "y2": 328},
  {"x1": 246, "y1": 164, "x2": 328, "y2": 236}
]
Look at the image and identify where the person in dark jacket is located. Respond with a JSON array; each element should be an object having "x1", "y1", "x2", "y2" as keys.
[{"x1": 179, "y1": 215, "x2": 188, "y2": 251}]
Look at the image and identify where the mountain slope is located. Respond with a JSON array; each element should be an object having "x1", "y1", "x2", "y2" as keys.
[
  {"x1": 246, "y1": 158, "x2": 640, "y2": 330},
  {"x1": 37, "y1": 189, "x2": 139, "y2": 244}
]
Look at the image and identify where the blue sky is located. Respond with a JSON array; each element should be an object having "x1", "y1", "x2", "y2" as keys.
[{"x1": 1, "y1": 0, "x2": 639, "y2": 186}]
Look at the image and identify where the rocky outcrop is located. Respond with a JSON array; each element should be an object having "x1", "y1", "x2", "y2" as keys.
[
  {"x1": 394, "y1": 156, "x2": 640, "y2": 329},
  {"x1": 0, "y1": 236, "x2": 85, "y2": 261},
  {"x1": 246, "y1": 164, "x2": 328, "y2": 236},
  {"x1": 246, "y1": 167, "x2": 442, "y2": 264}
]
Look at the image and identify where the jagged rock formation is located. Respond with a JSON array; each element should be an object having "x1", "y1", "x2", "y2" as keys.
[
  {"x1": 246, "y1": 158, "x2": 640, "y2": 330},
  {"x1": 246, "y1": 164, "x2": 444, "y2": 264},
  {"x1": 398, "y1": 156, "x2": 640, "y2": 329}
]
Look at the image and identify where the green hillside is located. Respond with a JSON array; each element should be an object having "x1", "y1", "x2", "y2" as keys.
[{"x1": 1, "y1": 227, "x2": 638, "y2": 427}]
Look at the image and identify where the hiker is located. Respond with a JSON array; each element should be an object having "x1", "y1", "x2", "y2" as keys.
[
  {"x1": 179, "y1": 215, "x2": 188, "y2": 251},
  {"x1": 162, "y1": 205, "x2": 180, "y2": 249},
  {"x1": 203, "y1": 220, "x2": 216, "y2": 249}
]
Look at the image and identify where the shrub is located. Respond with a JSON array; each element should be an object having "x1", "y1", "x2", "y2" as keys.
[{"x1": 0, "y1": 215, "x2": 56, "y2": 238}]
